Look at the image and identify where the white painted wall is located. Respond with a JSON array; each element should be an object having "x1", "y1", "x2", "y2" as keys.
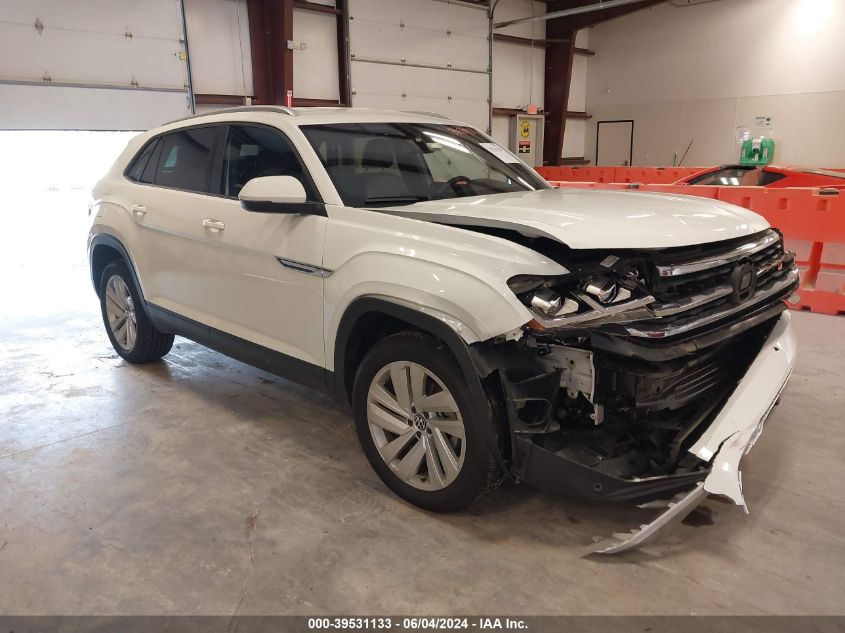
[{"x1": 585, "y1": 0, "x2": 845, "y2": 166}]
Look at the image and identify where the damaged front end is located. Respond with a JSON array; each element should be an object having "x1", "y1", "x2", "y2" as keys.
[{"x1": 472, "y1": 229, "x2": 799, "y2": 553}]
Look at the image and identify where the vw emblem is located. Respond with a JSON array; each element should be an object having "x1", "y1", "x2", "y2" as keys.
[
  {"x1": 728, "y1": 260, "x2": 757, "y2": 304},
  {"x1": 413, "y1": 414, "x2": 428, "y2": 431}
]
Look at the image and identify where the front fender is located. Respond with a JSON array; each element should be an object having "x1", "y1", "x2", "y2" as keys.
[{"x1": 324, "y1": 251, "x2": 534, "y2": 372}]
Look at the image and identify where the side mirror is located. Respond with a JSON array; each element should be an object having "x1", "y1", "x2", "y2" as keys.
[{"x1": 238, "y1": 176, "x2": 324, "y2": 215}]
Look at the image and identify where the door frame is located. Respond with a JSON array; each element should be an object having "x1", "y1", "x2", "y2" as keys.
[{"x1": 595, "y1": 119, "x2": 634, "y2": 167}]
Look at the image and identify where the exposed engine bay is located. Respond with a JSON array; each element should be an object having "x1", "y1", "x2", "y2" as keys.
[{"x1": 468, "y1": 228, "x2": 799, "y2": 548}]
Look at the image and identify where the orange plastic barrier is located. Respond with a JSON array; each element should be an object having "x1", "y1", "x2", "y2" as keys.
[
  {"x1": 537, "y1": 166, "x2": 707, "y2": 184},
  {"x1": 536, "y1": 166, "x2": 618, "y2": 183},
  {"x1": 552, "y1": 181, "x2": 637, "y2": 191},
  {"x1": 546, "y1": 182, "x2": 845, "y2": 315},
  {"x1": 613, "y1": 167, "x2": 703, "y2": 184},
  {"x1": 638, "y1": 183, "x2": 720, "y2": 199},
  {"x1": 714, "y1": 187, "x2": 845, "y2": 315}
]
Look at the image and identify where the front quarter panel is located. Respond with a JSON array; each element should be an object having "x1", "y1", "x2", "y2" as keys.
[{"x1": 322, "y1": 205, "x2": 566, "y2": 372}]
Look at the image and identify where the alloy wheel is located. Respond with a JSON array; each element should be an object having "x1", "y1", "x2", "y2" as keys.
[
  {"x1": 366, "y1": 361, "x2": 466, "y2": 491},
  {"x1": 105, "y1": 274, "x2": 137, "y2": 352}
]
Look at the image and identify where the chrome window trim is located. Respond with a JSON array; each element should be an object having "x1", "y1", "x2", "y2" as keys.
[{"x1": 655, "y1": 230, "x2": 780, "y2": 278}]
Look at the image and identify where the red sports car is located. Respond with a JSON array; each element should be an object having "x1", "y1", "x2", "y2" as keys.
[{"x1": 675, "y1": 164, "x2": 845, "y2": 188}]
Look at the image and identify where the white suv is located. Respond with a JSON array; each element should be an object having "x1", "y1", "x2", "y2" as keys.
[{"x1": 89, "y1": 107, "x2": 798, "y2": 552}]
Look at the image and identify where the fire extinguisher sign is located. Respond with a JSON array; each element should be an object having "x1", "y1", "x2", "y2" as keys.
[{"x1": 286, "y1": 90, "x2": 293, "y2": 108}]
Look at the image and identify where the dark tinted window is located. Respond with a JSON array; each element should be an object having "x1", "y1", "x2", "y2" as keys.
[
  {"x1": 125, "y1": 138, "x2": 159, "y2": 182},
  {"x1": 687, "y1": 166, "x2": 759, "y2": 186},
  {"x1": 758, "y1": 170, "x2": 786, "y2": 186},
  {"x1": 222, "y1": 125, "x2": 316, "y2": 199},
  {"x1": 139, "y1": 139, "x2": 164, "y2": 184},
  {"x1": 153, "y1": 127, "x2": 218, "y2": 192}
]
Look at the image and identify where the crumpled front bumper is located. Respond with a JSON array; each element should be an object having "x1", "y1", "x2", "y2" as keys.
[{"x1": 590, "y1": 310, "x2": 797, "y2": 554}]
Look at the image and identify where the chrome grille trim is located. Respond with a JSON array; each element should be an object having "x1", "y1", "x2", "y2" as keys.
[
  {"x1": 623, "y1": 266, "x2": 798, "y2": 339},
  {"x1": 650, "y1": 284, "x2": 734, "y2": 317},
  {"x1": 654, "y1": 230, "x2": 780, "y2": 278}
]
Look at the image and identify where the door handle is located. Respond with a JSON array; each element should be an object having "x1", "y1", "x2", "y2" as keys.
[
  {"x1": 131, "y1": 204, "x2": 147, "y2": 216},
  {"x1": 202, "y1": 219, "x2": 225, "y2": 232}
]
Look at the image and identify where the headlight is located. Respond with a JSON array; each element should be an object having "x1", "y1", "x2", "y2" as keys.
[
  {"x1": 509, "y1": 271, "x2": 654, "y2": 331},
  {"x1": 582, "y1": 275, "x2": 617, "y2": 304},
  {"x1": 529, "y1": 289, "x2": 579, "y2": 317}
]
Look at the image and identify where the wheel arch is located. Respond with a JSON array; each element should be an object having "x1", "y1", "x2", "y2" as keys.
[
  {"x1": 334, "y1": 296, "x2": 512, "y2": 477},
  {"x1": 333, "y1": 297, "x2": 482, "y2": 407},
  {"x1": 89, "y1": 234, "x2": 142, "y2": 298}
]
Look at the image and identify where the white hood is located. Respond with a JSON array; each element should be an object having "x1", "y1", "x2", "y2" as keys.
[{"x1": 378, "y1": 188, "x2": 769, "y2": 250}]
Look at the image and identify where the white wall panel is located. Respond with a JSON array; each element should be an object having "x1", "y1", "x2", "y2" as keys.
[
  {"x1": 184, "y1": 0, "x2": 253, "y2": 97},
  {"x1": 293, "y1": 8, "x2": 340, "y2": 101},
  {"x1": 0, "y1": 84, "x2": 189, "y2": 131},
  {"x1": 349, "y1": 0, "x2": 489, "y2": 130},
  {"x1": 0, "y1": 0, "x2": 190, "y2": 129},
  {"x1": 351, "y1": 61, "x2": 488, "y2": 130}
]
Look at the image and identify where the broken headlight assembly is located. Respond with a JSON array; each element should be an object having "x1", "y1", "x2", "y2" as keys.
[{"x1": 509, "y1": 265, "x2": 655, "y2": 331}]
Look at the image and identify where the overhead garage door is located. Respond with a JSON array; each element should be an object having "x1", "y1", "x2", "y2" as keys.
[
  {"x1": 348, "y1": 0, "x2": 490, "y2": 131},
  {"x1": 0, "y1": 0, "x2": 192, "y2": 130}
]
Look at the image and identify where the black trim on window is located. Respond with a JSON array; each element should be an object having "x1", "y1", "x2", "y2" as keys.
[
  {"x1": 240, "y1": 199, "x2": 327, "y2": 216},
  {"x1": 124, "y1": 137, "x2": 160, "y2": 182}
]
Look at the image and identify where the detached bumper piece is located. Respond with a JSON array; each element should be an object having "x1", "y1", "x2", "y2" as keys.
[{"x1": 589, "y1": 311, "x2": 796, "y2": 554}]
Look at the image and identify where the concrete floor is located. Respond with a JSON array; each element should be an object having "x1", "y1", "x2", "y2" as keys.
[{"x1": 1, "y1": 183, "x2": 844, "y2": 616}]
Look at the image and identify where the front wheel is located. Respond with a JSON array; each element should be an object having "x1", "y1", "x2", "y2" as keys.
[
  {"x1": 352, "y1": 332, "x2": 501, "y2": 512},
  {"x1": 99, "y1": 260, "x2": 174, "y2": 363}
]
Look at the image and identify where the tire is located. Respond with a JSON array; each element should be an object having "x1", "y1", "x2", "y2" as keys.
[
  {"x1": 99, "y1": 260, "x2": 174, "y2": 363},
  {"x1": 352, "y1": 331, "x2": 502, "y2": 512}
]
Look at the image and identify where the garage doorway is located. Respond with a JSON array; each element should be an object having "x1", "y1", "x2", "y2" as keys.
[
  {"x1": 596, "y1": 120, "x2": 634, "y2": 166},
  {"x1": 0, "y1": 131, "x2": 137, "y2": 319}
]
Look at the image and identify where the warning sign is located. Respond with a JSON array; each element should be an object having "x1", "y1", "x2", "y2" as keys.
[
  {"x1": 520, "y1": 120, "x2": 531, "y2": 138},
  {"x1": 518, "y1": 140, "x2": 531, "y2": 154}
]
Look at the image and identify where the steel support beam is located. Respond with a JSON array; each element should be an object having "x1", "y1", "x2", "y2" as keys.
[
  {"x1": 336, "y1": 0, "x2": 351, "y2": 106},
  {"x1": 247, "y1": 0, "x2": 293, "y2": 105},
  {"x1": 542, "y1": 24, "x2": 575, "y2": 166}
]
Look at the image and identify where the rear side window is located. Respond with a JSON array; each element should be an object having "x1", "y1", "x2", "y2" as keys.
[
  {"x1": 125, "y1": 138, "x2": 159, "y2": 182},
  {"x1": 222, "y1": 124, "x2": 317, "y2": 199},
  {"x1": 153, "y1": 127, "x2": 218, "y2": 193},
  {"x1": 758, "y1": 170, "x2": 786, "y2": 186}
]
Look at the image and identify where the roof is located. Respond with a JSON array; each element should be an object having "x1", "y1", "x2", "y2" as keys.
[{"x1": 165, "y1": 105, "x2": 458, "y2": 128}]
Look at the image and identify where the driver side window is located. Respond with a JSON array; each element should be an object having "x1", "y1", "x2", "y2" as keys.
[{"x1": 222, "y1": 125, "x2": 317, "y2": 200}]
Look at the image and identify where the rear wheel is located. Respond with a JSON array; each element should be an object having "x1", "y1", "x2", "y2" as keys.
[
  {"x1": 99, "y1": 260, "x2": 174, "y2": 363},
  {"x1": 352, "y1": 332, "x2": 501, "y2": 512}
]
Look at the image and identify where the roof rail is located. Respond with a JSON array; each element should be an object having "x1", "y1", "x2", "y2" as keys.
[
  {"x1": 167, "y1": 105, "x2": 298, "y2": 125},
  {"x1": 403, "y1": 110, "x2": 449, "y2": 119}
]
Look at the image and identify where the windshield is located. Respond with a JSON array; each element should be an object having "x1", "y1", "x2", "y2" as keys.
[{"x1": 300, "y1": 122, "x2": 549, "y2": 207}]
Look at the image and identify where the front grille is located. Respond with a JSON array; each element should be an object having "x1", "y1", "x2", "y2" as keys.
[
  {"x1": 646, "y1": 230, "x2": 789, "y2": 303},
  {"x1": 621, "y1": 229, "x2": 799, "y2": 339}
]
